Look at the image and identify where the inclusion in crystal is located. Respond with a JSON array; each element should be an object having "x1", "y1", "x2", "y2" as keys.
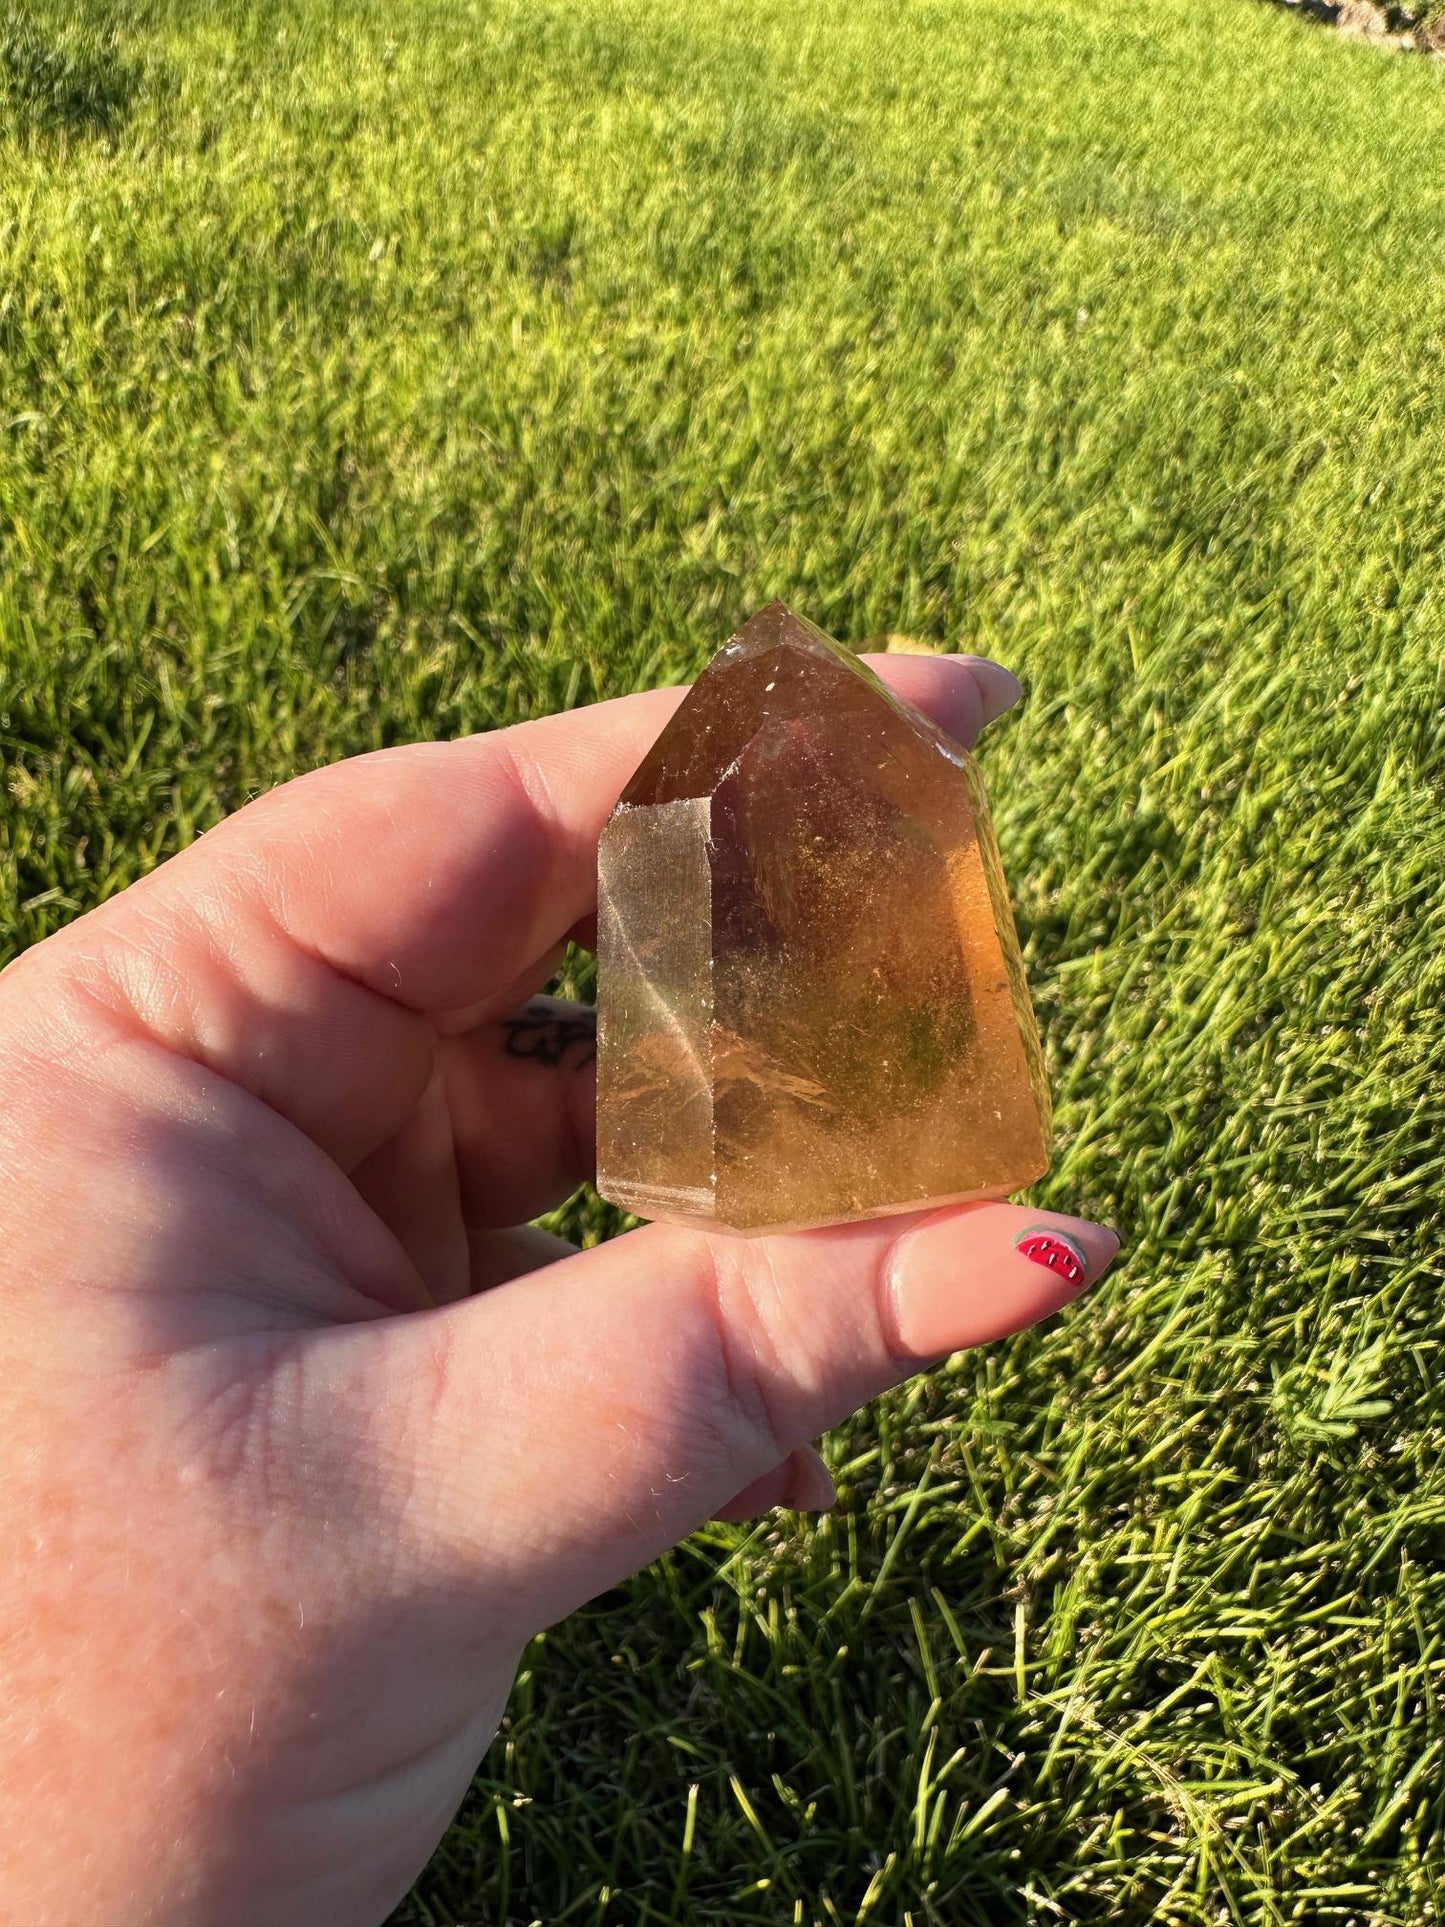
[{"x1": 595, "y1": 602, "x2": 1051, "y2": 1234}]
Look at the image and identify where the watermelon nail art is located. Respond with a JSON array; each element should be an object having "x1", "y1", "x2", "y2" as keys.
[{"x1": 1014, "y1": 1227, "x2": 1089, "y2": 1288}]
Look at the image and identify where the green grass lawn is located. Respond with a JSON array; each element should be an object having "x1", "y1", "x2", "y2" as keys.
[{"x1": 4, "y1": 0, "x2": 1445, "y2": 1920}]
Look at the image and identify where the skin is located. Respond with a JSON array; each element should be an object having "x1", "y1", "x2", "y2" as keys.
[{"x1": 0, "y1": 654, "x2": 1118, "y2": 1927}]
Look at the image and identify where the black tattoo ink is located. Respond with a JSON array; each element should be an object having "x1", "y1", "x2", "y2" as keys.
[{"x1": 502, "y1": 1003, "x2": 597, "y2": 1069}]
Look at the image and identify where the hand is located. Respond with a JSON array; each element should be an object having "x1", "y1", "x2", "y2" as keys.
[{"x1": 0, "y1": 653, "x2": 1118, "y2": 1927}]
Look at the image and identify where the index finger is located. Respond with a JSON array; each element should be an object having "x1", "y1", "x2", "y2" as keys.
[
  {"x1": 152, "y1": 650, "x2": 1013, "y2": 1015},
  {"x1": 27, "y1": 654, "x2": 1019, "y2": 1169}
]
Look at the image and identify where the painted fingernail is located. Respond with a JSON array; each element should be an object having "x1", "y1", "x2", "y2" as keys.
[
  {"x1": 888, "y1": 1205, "x2": 1120, "y2": 1360},
  {"x1": 1015, "y1": 1225, "x2": 1088, "y2": 1288},
  {"x1": 1017, "y1": 1217, "x2": 1119, "y2": 1285}
]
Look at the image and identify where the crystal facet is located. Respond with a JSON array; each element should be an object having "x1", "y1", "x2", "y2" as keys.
[{"x1": 596, "y1": 603, "x2": 1052, "y2": 1234}]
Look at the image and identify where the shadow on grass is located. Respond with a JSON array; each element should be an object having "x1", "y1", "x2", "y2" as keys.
[{"x1": 0, "y1": 10, "x2": 145, "y2": 140}]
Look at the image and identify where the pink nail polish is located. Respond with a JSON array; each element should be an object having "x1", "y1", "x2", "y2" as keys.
[{"x1": 887, "y1": 1205, "x2": 1120, "y2": 1360}]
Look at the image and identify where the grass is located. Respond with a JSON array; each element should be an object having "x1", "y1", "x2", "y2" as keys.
[{"x1": 3, "y1": 0, "x2": 1445, "y2": 1920}]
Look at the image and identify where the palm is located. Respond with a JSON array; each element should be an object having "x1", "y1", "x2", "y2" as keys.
[{"x1": 0, "y1": 989, "x2": 547, "y2": 1923}]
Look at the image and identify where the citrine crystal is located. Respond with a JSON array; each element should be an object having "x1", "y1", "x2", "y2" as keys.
[{"x1": 595, "y1": 603, "x2": 1052, "y2": 1234}]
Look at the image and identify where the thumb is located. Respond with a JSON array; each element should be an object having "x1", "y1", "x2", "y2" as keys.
[{"x1": 324, "y1": 1200, "x2": 1118, "y2": 1633}]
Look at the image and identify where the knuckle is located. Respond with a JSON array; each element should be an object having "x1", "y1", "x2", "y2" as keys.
[{"x1": 687, "y1": 1234, "x2": 793, "y2": 1470}]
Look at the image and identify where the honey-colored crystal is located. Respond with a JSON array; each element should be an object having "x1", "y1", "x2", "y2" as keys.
[{"x1": 596, "y1": 603, "x2": 1052, "y2": 1234}]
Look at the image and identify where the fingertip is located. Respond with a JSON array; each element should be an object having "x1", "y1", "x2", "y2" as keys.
[
  {"x1": 711, "y1": 1446, "x2": 837, "y2": 1522},
  {"x1": 961, "y1": 656, "x2": 1025, "y2": 728},
  {"x1": 865, "y1": 651, "x2": 1024, "y2": 746},
  {"x1": 885, "y1": 1202, "x2": 1121, "y2": 1361},
  {"x1": 784, "y1": 1445, "x2": 838, "y2": 1513}
]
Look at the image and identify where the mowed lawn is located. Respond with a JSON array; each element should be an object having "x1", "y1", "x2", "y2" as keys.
[{"x1": 4, "y1": 0, "x2": 1445, "y2": 1920}]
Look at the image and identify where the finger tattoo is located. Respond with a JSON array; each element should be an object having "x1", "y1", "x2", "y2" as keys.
[{"x1": 501, "y1": 1001, "x2": 597, "y2": 1068}]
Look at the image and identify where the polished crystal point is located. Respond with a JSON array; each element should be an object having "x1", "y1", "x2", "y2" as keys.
[{"x1": 595, "y1": 602, "x2": 1052, "y2": 1234}]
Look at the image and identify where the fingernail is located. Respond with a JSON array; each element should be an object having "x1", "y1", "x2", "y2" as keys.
[
  {"x1": 1013, "y1": 1221, "x2": 1117, "y2": 1289},
  {"x1": 888, "y1": 1205, "x2": 1120, "y2": 1361},
  {"x1": 963, "y1": 657, "x2": 1025, "y2": 727}
]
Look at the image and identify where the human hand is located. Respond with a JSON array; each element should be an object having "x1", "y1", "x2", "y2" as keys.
[{"x1": 0, "y1": 653, "x2": 1119, "y2": 1927}]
